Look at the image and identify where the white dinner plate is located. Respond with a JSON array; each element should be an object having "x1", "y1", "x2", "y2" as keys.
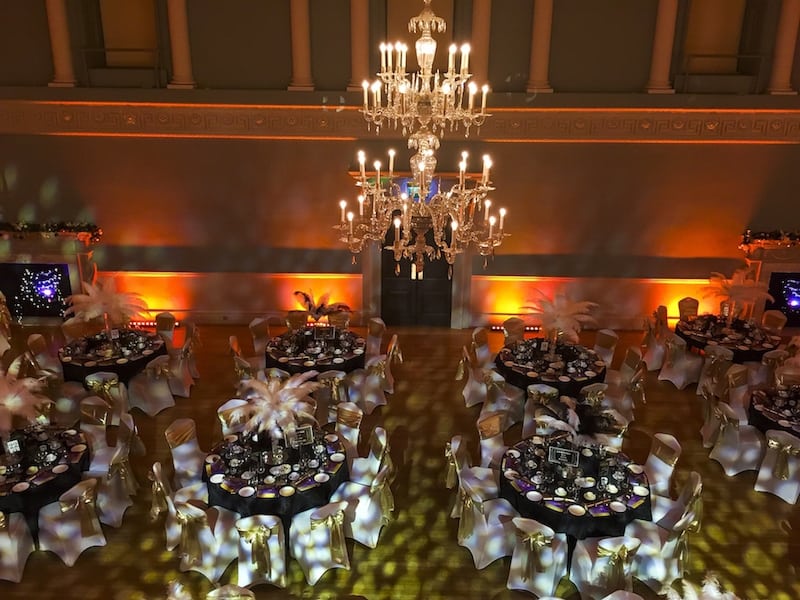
[
  {"x1": 506, "y1": 449, "x2": 521, "y2": 458},
  {"x1": 279, "y1": 486, "x2": 295, "y2": 497},
  {"x1": 531, "y1": 436, "x2": 544, "y2": 445},
  {"x1": 278, "y1": 356, "x2": 290, "y2": 363},
  {"x1": 52, "y1": 464, "x2": 69, "y2": 474},
  {"x1": 585, "y1": 370, "x2": 597, "y2": 378},
  {"x1": 324, "y1": 434, "x2": 339, "y2": 443},
  {"x1": 763, "y1": 343, "x2": 775, "y2": 349},
  {"x1": 581, "y1": 448, "x2": 594, "y2": 457},
  {"x1": 633, "y1": 485, "x2": 650, "y2": 497},
  {"x1": 526, "y1": 491, "x2": 543, "y2": 502},
  {"x1": 303, "y1": 360, "x2": 315, "y2": 367},
  {"x1": 737, "y1": 345, "x2": 750, "y2": 351},
  {"x1": 64, "y1": 429, "x2": 77, "y2": 436},
  {"x1": 71, "y1": 444, "x2": 87, "y2": 452},
  {"x1": 333, "y1": 357, "x2": 345, "y2": 364},
  {"x1": 263, "y1": 476, "x2": 276, "y2": 485},
  {"x1": 627, "y1": 464, "x2": 644, "y2": 475},
  {"x1": 606, "y1": 484, "x2": 619, "y2": 495},
  {"x1": 558, "y1": 376, "x2": 571, "y2": 382},
  {"x1": 61, "y1": 356, "x2": 72, "y2": 362},
  {"x1": 314, "y1": 473, "x2": 330, "y2": 483},
  {"x1": 240, "y1": 471, "x2": 254, "y2": 480},
  {"x1": 142, "y1": 349, "x2": 154, "y2": 356},
  {"x1": 116, "y1": 358, "x2": 128, "y2": 364},
  {"x1": 610, "y1": 501, "x2": 627, "y2": 513},
  {"x1": 238, "y1": 486, "x2": 256, "y2": 497},
  {"x1": 526, "y1": 371, "x2": 539, "y2": 378},
  {"x1": 12, "y1": 482, "x2": 30, "y2": 493},
  {"x1": 555, "y1": 487, "x2": 567, "y2": 497},
  {"x1": 779, "y1": 419, "x2": 792, "y2": 427},
  {"x1": 84, "y1": 361, "x2": 97, "y2": 367},
  {"x1": 353, "y1": 348, "x2": 364, "y2": 355},
  {"x1": 504, "y1": 470, "x2": 520, "y2": 480},
  {"x1": 568, "y1": 505, "x2": 586, "y2": 516},
  {"x1": 209, "y1": 473, "x2": 225, "y2": 484},
  {"x1": 580, "y1": 477, "x2": 596, "y2": 488},
  {"x1": 224, "y1": 435, "x2": 238, "y2": 443},
  {"x1": 504, "y1": 360, "x2": 515, "y2": 367},
  {"x1": 330, "y1": 452, "x2": 346, "y2": 463},
  {"x1": 205, "y1": 454, "x2": 221, "y2": 464},
  {"x1": 270, "y1": 464, "x2": 291, "y2": 476},
  {"x1": 308, "y1": 459, "x2": 320, "y2": 468},
  {"x1": 584, "y1": 491, "x2": 596, "y2": 501}
]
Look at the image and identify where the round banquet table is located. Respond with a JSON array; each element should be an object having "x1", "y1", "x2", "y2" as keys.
[
  {"x1": 499, "y1": 432, "x2": 652, "y2": 541},
  {"x1": 0, "y1": 424, "x2": 90, "y2": 541},
  {"x1": 675, "y1": 315, "x2": 781, "y2": 364},
  {"x1": 749, "y1": 387, "x2": 800, "y2": 436},
  {"x1": 204, "y1": 430, "x2": 349, "y2": 527},
  {"x1": 495, "y1": 339, "x2": 607, "y2": 397},
  {"x1": 59, "y1": 328, "x2": 167, "y2": 385},
  {"x1": 264, "y1": 326, "x2": 366, "y2": 375}
]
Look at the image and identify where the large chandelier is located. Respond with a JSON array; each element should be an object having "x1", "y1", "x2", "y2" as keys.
[{"x1": 335, "y1": 0, "x2": 507, "y2": 276}]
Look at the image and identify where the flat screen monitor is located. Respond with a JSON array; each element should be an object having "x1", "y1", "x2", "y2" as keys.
[{"x1": 0, "y1": 263, "x2": 72, "y2": 319}]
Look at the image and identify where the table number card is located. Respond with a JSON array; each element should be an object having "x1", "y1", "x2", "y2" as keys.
[
  {"x1": 313, "y1": 326, "x2": 336, "y2": 341},
  {"x1": 294, "y1": 425, "x2": 315, "y2": 446},
  {"x1": 110, "y1": 329, "x2": 120, "y2": 339},
  {"x1": 548, "y1": 445, "x2": 580, "y2": 467},
  {"x1": 4, "y1": 438, "x2": 21, "y2": 455}
]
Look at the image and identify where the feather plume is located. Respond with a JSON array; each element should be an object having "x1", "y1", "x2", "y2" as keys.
[
  {"x1": 65, "y1": 278, "x2": 149, "y2": 327},
  {"x1": 521, "y1": 290, "x2": 598, "y2": 343},
  {"x1": 0, "y1": 371, "x2": 48, "y2": 436},
  {"x1": 293, "y1": 290, "x2": 350, "y2": 321},
  {"x1": 660, "y1": 573, "x2": 742, "y2": 600},
  {"x1": 701, "y1": 268, "x2": 773, "y2": 307},
  {"x1": 233, "y1": 371, "x2": 321, "y2": 438}
]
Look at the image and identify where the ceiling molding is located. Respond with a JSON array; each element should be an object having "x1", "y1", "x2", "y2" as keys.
[{"x1": 1, "y1": 99, "x2": 799, "y2": 143}]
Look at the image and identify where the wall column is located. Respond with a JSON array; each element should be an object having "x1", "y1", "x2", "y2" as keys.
[
  {"x1": 348, "y1": 0, "x2": 370, "y2": 91},
  {"x1": 768, "y1": 0, "x2": 800, "y2": 94},
  {"x1": 166, "y1": 0, "x2": 196, "y2": 89},
  {"x1": 470, "y1": 0, "x2": 492, "y2": 84},
  {"x1": 645, "y1": 0, "x2": 679, "y2": 93},
  {"x1": 526, "y1": 0, "x2": 554, "y2": 93},
  {"x1": 289, "y1": 0, "x2": 315, "y2": 91},
  {"x1": 45, "y1": 0, "x2": 76, "y2": 87}
]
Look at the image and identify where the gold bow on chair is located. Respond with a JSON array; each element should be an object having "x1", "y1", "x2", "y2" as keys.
[
  {"x1": 322, "y1": 376, "x2": 344, "y2": 405},
  {"x1": 109, "y1": 455, "x2": 139, "y2": 497},
  {"x1": 86, "y1": 376, "x2": 120, "y2": 402},
  {"x1": 310, "y1": 510, "x2": 347, "y2": 564},
  {"x1": 237, "y1": 522, "x2": 282, "y2": 583},
  {"x1": 714, "y1": 406, "x2": 739, "y2": 437},
  {"x1": 457, "y1": 490, "x2": 481, "y2": 544},
  {"x1": 176, "y1": 508, "x2": 206, "y2": 567},
  {"x1": 583, "y1": 388, "x2": 605, "y2": 408},
  {"x1": 445, "y1": 442, "x2": 457, "y2": 489},
  {"x1": 0, "y1": 511, "x2": 6, "y2": 531},
  {"x1": 767, "y1": 437, "x2": 800, "y2": 481},
  {"x1": 518, "y1": 530, "x2": 553, "y2": 581},
  {"x1": 60, "y1": 487, "x2": 100, "y2": 538},
  {"x1": 148, "y1": 471, "x2": 169, "y2": 521},
  {"x1": 454, "y1": 356, "x2": 466, "y2": 381},
  {"x1": 337, "y1": 405, "x2": 362, "y2": 429},
  {"x1": 628, "y1": 368, "x2": 646, "y2": 405},
  {"x1": 370, "y1": 476, "x2": 395, "y2": 524},
  {"x1": 388, "y1": 341, "x2": 403, "y2": 365},
  {"x1": 597, "y1": 543, "x2": 633, "y2": 592},
  {"x1": 368, "y1": 359, "x2": 387, "y2": 380},
  {"x1": 80, "y1": 402, "x2": 112, "y2": 427},
  {"x1": 147, "y1": 361, "x2": 171, "y2": 379},
  {"x1": 705, "y1": 353, "x2": 729, "y2": 388}
]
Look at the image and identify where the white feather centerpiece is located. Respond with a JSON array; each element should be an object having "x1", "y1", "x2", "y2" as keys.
[
  {"x1": 0, "y1": 372, "x2": 49, "y2": 439},
  {"x1": 293, "y1": 290, "x2": 350, "y2": 322},
  {"x1": 233, "y1": 371, "x2": 321, "y2": 441},
  {"x1": 65, "y1": 278, "x2": 149, "y2": 339},
  {"x1": 661, "y1": 572, "x2": 742, "y2": 600},
  {"x1": 521, "y1": 290, "x2": 599, "y2": 348},
  {"x1": 702, "y1": 268, "x2": 773, "y2": 324}
]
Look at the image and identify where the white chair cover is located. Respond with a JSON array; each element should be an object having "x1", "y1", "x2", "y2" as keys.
[
  {"x1": 724, "y1": 363, "x2": 751, "y2": 424},
  {"x1": 173, "y1": 501, "x2": 238, "y2": 583},
  {"x1": 358, "y1": 357, "x2": 389, "y2": 414},
  {"x1": 506, "y1": 517, "x2": 568, "y2": 598},
  {"x1": 155, "y1": 311, "x2": 177, "y2": 348},
  {"x1": 248, "y1": 317, "x2": 271, "y2": 357},
  {"x1": 642, "y1": 306, "x2": 668, "y2": 371},
  {"x1": 0, "y1": 511, "x2": 35, "y2": 582},
  {"x1": 479, "y1": 369, "x2": 524, "y2": 431},
  {"x1": 472, "y1": 327, "x2": 494, "y2": 368},
  {"x1": 182, "y1": 319, "x2": 201, "y2": 380},
  {"x1": 289, "y1": 501, "x2": 351, "y2": 585},
  {"x1": 456, "y1": 345, "x2": 489, "y2": 408},
  {"x1": 217, "y1": 398, "x2": 249, "y2": 437},
  {"x1": 235, "y1": 514, "x2": 287, "y2": 588},
  {"x1": 95, "y1": 439, "x2": 138, "y2": 528},
  {"x1": 330, "y1": 465, "x2": 394, "y2": 548},
  {"x1": 593, "y1": 328, "x2": 619, "y2": 367},
  {"x1": 350, "y1": 426, "x2": 392, "y2": 486},
  {"x1": 165, "y1": 417, "x2": 207, "y2": 489},
  {"x1": 677, "y1": 297, "x2": 699, "y2": 321},
  {"x1": 648, "y1": 470, "x2": 703, "y2": 530},
  {"x1": 643, "y1": 433, "x2": 682, "y2": 498},
  {"x1": 168, "y1": 337, "x2": 196, "y2": 398},
  {"x1": 709, "y1": 403, "x2": 765, "y2": 476},
  {"x1": 128, "y1": 355, "x2": 175, "y2": 417},
  {"x1": 446, "y1": 435, "x2": 499, "y2": 519},
  {"x1": 522, "y1": 384, "x2": 560, "y2": 438},
  {"x1": 762, "y1": 309, "x2": 788, "y2": 334},
  {"x1": 754, "y1": 429, "x2": 800, "y2": 504},
  {"x1": 366, "y1": 317, "x2": 386, "y2": 359},
  {"x1": 79, "y1": 395, "x2": 114, "y2": 473},
  {"x1": 455, "y1": 477, "x2": 519, "y2": 569},
  {"x1": 381, "y1": 333, "x2": 402, "y2": 394},
  {"x1": 206, "y1": 585, "x2": 256, "y2": 599},
  {"x1": 571, "y1": 536, "x2": 641, "y2": 600},
  {"x1": 657, "y1": 333, "x2": 702, "y2": 390},
  {"x1": 27, "y1": 332, "x2": 63, "y2": 380},
  {"x1": 477, "y1": 411, "x2": 509, "y2": 469},
  {"x1": 696, "y1": 345, "x2": 734, "y2": 397},
  {"x1": 229, "y1": 334, "x2": 265, "y2": 372},
  {"x1": 316, "y1": 369, "x2": 347, "y2": 425},
  {"x1": 502, "y1": 317, "x2": 527, "y2": 346},
  {"x1": 748, "y1": 348, "x2": 788, "y2": 388},
  {"x1": 38, "y1": 478, "x2": 107, "y2": 567},
  {"x1": 85, "y1": 371, "x2": 125, "y2": 426},
  {"x1": 335, "y1": 401, "x2": 363, "y2": 468}
]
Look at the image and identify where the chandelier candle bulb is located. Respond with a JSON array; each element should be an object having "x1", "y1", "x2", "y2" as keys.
[
  {"x1": 374, "y1": 161, "x2": 381, "y2": 188},
  {"x1": 362, "y1": 81, "x2": 369, "y2": 109},
  {"x1": 489, "y1": 215, "x2": 496, "y2": 238},
  {"x1": 358, "y1": 151, "x2": 366, "y2": 178},
  {"x1": 358, "y1": 195, "x2": 364, "y2": 217},
  {"x1": 499, "y1": 207, "x2": 506, "y2": 231},
  {"x1": 347, "y1": 212, "x2": 354, "y2": 235},
  {"x1": 339, "y1": 200, "x2": 347, "y2": 222},
  {"x1": 448, "y1": 44, "x2": 456, "y2": 74},
  {"x1": 388, "y1": 149, "x2": 395, "y2": 177},
  {"x1": 468, "y1": 82, "x2": 476, "y2": 110},
  {"x1": 484, "y1": 199, "x2": 492, "y2": 221},
  {"x1": 481, "y1": 85, "x2": 489, "y2": 112},
  {"x1": 380, "y1": 43, "x2": 387, "y2": 71},
  {"x1": 461, "y1": 44, "x2": 470, "y2": 76},
  {"x1": 387, "y1": 43, "x2": 393, "y2": 71}
]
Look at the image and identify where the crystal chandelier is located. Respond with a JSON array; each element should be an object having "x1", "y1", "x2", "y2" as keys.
[{"x1": 335, "y1": 0, "x2": 507, "y2": 276}]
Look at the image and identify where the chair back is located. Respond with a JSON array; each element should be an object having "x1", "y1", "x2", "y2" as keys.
[
  {"x1": 235, "y1": 514, "x2": 286, "y2": 589},
  {"x1": 285, "y1": 310, "x2": 309, "y2": 332},
  {"x1": 677, "y1": 297, "x2": 699, "y2": 321},
  {"x1": 248, "y1": 317, "x2": 271, "y2": 355},
  {"x1": 762, "y1": 309, "x2": 788, "y2": 334},
  {"x1": 218, "y1": 398, "x2": 249, "y2": 436},
  {"x1": 472, "y1": 327, "x2": 492, "y2": 366},
  {"x1": 502, "y1": 317, "x2": 526, "y2": 345},
  {"x1": 155, "y1": 312, "x2": 177, "y2": 346},
  {"x1": 507, "y1": 517, "x2": 565, "y2": 598},
  {"x1": 27, "y1": 333, "x2": 50, "y2": 357},
  {"x1": 366, "y1": 317, "x2": 386, "y2": 357},
  {"x1": 775, "y1": 364, "x2": 800, "y2": 387},
  {"x1": 327, "y1": 310, "x2": 351, "y2": 330},
  {"x1": 756, "y1": 429, "x2": 800, "y2": 503},
  {"x1": 644, "y1": 433, "x2": 681, "y2": 496},
  {"x1": 165, "y1": 418, "x2": 198, "y2": 450}
]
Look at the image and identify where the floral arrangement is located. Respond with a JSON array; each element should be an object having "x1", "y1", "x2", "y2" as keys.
[
  {"x1": 232, "y1": 371, "x2": 320, "y2": 439},
  {"x1": 0, "y1": 221, "x2": 102, "y2": 244},
  {"x1": 521, "y1": 290, "x2": 598, "y2": 344},
  {"x1": 293, "y1": 290, "x2": 350, "y2": 321},
  {"x1": 661, "y1": 573, "x2": 741, "y2": 599},
  {"x1": 0, "y1": 371, "x2": 48, "y2": 437},
  {"x1": 701, "y1": 268, "x2": 773, "y2": 318},
  {"x1": 65, "y1": 277, "x2": 149, "y2": 328}
]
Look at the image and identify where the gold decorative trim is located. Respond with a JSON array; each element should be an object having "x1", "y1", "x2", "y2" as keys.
[{"x1": 1, "y1": 100, "x2": 800, "y2": 143}]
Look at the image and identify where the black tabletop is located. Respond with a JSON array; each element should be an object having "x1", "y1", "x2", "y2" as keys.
[
  {"x1": 675, "y1": 316, "x2": 781, "y2": 364},
  {"x1": 264, "y1": 326, "x2": 366, "y2": 375},
  {"x1": 749, "y1": 387, "x2": 800, "y2": 436}
]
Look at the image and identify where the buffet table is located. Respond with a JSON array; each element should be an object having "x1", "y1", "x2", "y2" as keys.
[
  {"x1": 204, "y1": 429, "x2": 348, "y2": 524},
  {"x1": 675, "y1": 315, "x2": 781, "y2": 363},
  {"x1": 264, "y1": 325, "x2": 366, "y2": 375},
  {"x1": 59, "y1": 328, "x2": 166, "y2": 384},
  {"x1": 499, "y1": 432, "x2": 651, "y2": 540},
  {"x1": 0, "y1": 424, "x2": 90, "y2": 540},
  {"x1": 495, "y1": 339, "x2": 607, "y2": 397}
]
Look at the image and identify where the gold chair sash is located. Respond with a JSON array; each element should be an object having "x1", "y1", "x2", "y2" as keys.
[
  {"x1": 0, "y1": 511, "x2": 6, "y2": 531},
  {"x1": 176, "y1": 509, "x2": 206, "y2": 566},
  {"x1": 165, "y1": 422, "x2": 197, "y2": 449},
  {"x1": 628, "y1": 368, "x2": 646, "y2": 405},
  {"x1": 700, "y1": 386, "x2": 719, "y2": 429},
  {"x1": 60, "y1": 487, "x2": 100, "y2": 538},
  {"x1": 714, "y1": 406, "x2": 739, "y2": 436},
  {"x1": 767, "y1": 438, "x2": 800, "y2": 481},
  {"x1": 664, "y1": 336, "x2": 680, "y2": 367},
  {"x1": 652, "y1": 436, "x2": 680, "y2": 467},
  {"x1": 583, "y1": 388, "x2": 605, "y2": 408},
  {"x1": 337, "y1": 406, "x2": 362, "y2": 429},
  {"x1": 310, "y1": 510, "x2": 347, "y2": 564},
  {"x1": 518, "y1": 530, "x2": 552, "y2": 581},
  {"x1": 322, "y1": 376, "x2": 345, "y2": 405},
  {"x1": 233, "y1": 358, "x2": 254, "y2": 381},
  {"x1": 148, "y1": 471, "x2": 169, "y2": 521},
  {"x1": 454, "y1": 356, "x2": 466, "y2": 381},
  {"x1": 457, "y1": 490, "x2": 480, "y2": 544},
  {"x1": 388, "y1": 340, "x2": 403, "y2": 365},
  {"x1": 763, "y1": 352, "x2": 786, "y2": 371},
  {"x1": 109, "y1": 456, "x2": 139, "y2": 497},
  {"x1": 370, "y1": 477, "x2": 395, "y2": 523},
  {"x1": 727, "y1": 367, "x2": 748, "y2": 389},
  {"x1": 597, "y1": 544, "x2": 633, "y2": 592},
  {"x1": 81, "y1": 402, "x2": 112, "y2": 427},
  {"x1": 86, "y1": 376, "x2": 119, "y2": 402},
  {"x1": 705, "y1": 353, "x2": 730, "y2": 388},
  {"x1": 237, "y1": 522, "x2": 281, "y2": 580},
  {"x1": 368, "y1": 359, "x2": 387, "y2": 379},
  {"x1": 147, "y1": 361, "x2": 171, "y2": 379},
  {"x1": 445, "y1": 442, "x2": 457, "y2": 489}
]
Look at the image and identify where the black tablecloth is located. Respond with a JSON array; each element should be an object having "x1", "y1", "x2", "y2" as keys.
[
  {"x1": 499, "y1": 436, "x2": 651, "y2": 540},
  {"x1": 495, "y1": 342, "x2": 606, "y2": 397},
  {"x1": 265, "y1": 327, "x2": 366, "y2": 375},
  {"x1": 675, "y1": 320, "x2": 778, "y2": 364},
  {"x1": 60, "y1": 336, "x2": 167, "y2": 385},
  {"x1": 0, "y1": 427, "x2": 90, "y2": 542},
  {"x1": 204, "y1": 432, "x2": 349, "y2": 529},
  {"x1": 749, "y1": 399, "x2": 800, "y2": 436}
]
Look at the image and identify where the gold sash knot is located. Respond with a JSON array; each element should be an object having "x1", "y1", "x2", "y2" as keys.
[
  {"x1": 388, "y1": 342, "x2": 403, "y2": 365},
  {"x1": 370, "y1": 477, "x2": 395, "y2": 523},
  {"x1": 455, "y1": 357, "x2": 466, "y2": 381},
  {"x1": 714, "y1": 406, "x2": 739, "y2": 436},
  {"x1": 629, "y1": 369, "x2": 646, "y2": 405},
  {"x1": 584, "y1": 389, "x2": 604, "y2": 408},
  {"x1": 767, "y1": 438, "x2": 800, "y2": 480},
  {"x1": 457, "y1": 491, "x2": 480, "y2": 544},
  {"x1": 310, "y1": 511, "x2": 347, "y2": 564},
  {"x1": 109, "y1": 457, "x2": 139, "y2": 496},
  {"x1": 597, "y1": 544, "x2": 633, "y2": 591},
  {"x1": 148, "y1": 472, "x2": 169, "y2": 521},
  {"x1": 0, "y1": 511, "x2": 6, "y2": 531},
  {"x1": 176, "y1": 509, "x2": 206, "y2": 566},
  {"x1": 60, "y1": 488, "x2": 100, "y2": 538},
  {"x1": 445, "y1": 442, "x2": 457, "y2": 489},
  {"x1": 86, "y1": 378, "x2": 119, "y2": 402},
  {"x1": 518, "y1": 530, "x2": 552, "y2": 581},
  {"x1": 368, "y1": 359, "x2": 387, "y2": 380},
  {"x1": 238, "y1": 523, "x2": 279, "y2": 578},
  {"x1": 148, "y1": 362, "x2": 171, "y2": 379},
  {"x1": 323, "y1": 377, "x2": 344, "y2": 405}
]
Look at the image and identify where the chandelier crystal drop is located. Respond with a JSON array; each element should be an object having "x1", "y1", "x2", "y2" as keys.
[{"x1": 336, "y1": 0, "x2": 507, "y2": 276}]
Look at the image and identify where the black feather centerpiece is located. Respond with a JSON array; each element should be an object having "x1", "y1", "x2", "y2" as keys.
[{"x1": 293, "y1": 290, "x2": 350, "y2": 322}]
